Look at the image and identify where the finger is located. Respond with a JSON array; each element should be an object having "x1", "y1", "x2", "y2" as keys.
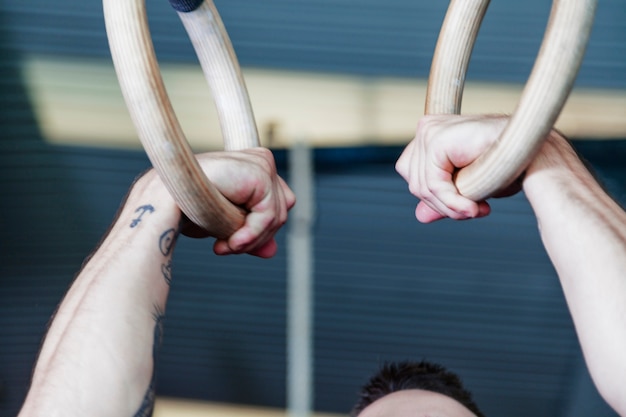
[
  {"x1": 476, "y1": 201, "x2": 491, "y2": 218},
  {"x1": 216, "y1": 179, "x2": 291, "y2": 257},
  {"x1": 278, "y1": 176, "x2": 297, "y2": 210},
  {"x1": 420, "y1": 139, "x2": 481, "y2": 219},
  {"x1": 395, "y1": 139, "x2": 416, "y2": 181},
  {"x1": 247, "y1": 239, "x2": 278, "y2": 259},
  {"x1": 415, "y1": 201, "x2": 446, "y2": 223},
  {"x1": 214, "y1": 237, "x2": 279, "y2": 259},
  {"x1": 402, "y1": 136, "x2": 458, "y2": 221},
  {"x1": 274, "y1": 179, "x2": 290, "y2": 227},
  {"x1": 213, "y1": 239, "x2": 233, "y2": 256},
  {"x1": 417, "y1": 198, "x2": 490, "y2": 223},
  {"x1": 424, "y1": 179, "x2": 480, "y2": 219},
  {"x1": 412, "y1": 134, "x2": 457, "y2": 219},
  {"x1": 424, "y1": 185, "x2": 480, "y2": 220},
  {"x1": 227, "y1": 207, "x2": 284, "y2": 255},
  {"x1": 228, "y1": 215, "x2": 272, "y2": 253}
]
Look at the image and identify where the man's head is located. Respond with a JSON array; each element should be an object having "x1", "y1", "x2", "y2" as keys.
[{"x1": 351, "y1": 360, "x2": 485, "y2": 417}]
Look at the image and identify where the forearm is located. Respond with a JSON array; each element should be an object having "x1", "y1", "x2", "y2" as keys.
[
  {"x1": 523, "y1": 133, "x2": 626, "y2": 414},
  {"x1": 19, "y1": 172, "x2": 181, "y2": 417}
]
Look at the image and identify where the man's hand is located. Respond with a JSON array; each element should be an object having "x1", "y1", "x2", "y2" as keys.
[
  {"x1": 186, "y1": 148, "x2": 296, "y2": 258},
  {"x1": 395, "y1": 115, "x2": 512, "y2": 223}
]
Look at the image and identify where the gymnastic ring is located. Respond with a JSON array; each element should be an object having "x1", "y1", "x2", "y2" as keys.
[
  {"x1": 425, "y1": 0, "x2": 597, "y2": 200},
  {"x1": 103, "y1": 0, "x2": 258, "y2": 239}
]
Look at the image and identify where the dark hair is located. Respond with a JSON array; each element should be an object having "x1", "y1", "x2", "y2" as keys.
[{"x1": 351, "y1": 360, "x2": 485, "y2": 417}]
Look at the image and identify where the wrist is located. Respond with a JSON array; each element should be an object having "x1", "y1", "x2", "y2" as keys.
[
  {"x1": 522, "y1": 131, "x2": 604, "y2": 217},
  {"x1": 125, "y1": 169, "x2": 182, "y2": 226},
  {"x1": 523, "y1": 131, "x2": 583, "y2": 193},
  {"x1": 92, "y1": 169, "x2": 182, "y2": 267}
]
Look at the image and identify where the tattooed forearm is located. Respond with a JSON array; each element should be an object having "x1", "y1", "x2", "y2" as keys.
[
  {"x1": 133, "y1": 306, "x2": 165, "y2": 417},
  {"x1": 130, "y1": 204, "x2": 155, "y2": 228},
  {"x1": 131, "y1": 225, "x2": 176, "y2": 417}
]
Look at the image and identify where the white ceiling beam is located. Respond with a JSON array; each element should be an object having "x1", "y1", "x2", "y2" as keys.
[{"x1": 23, "y1": 55, "x2": 626, "y2": 150}]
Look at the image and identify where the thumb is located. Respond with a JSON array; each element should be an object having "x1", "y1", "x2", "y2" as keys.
[{"x1": 415, "y1": 202, "x2": 446, "y2": 223}]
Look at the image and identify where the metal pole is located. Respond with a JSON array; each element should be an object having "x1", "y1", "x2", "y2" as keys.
[{"x1": 287, "y1": 140, "x2": 315, "y2": 417}]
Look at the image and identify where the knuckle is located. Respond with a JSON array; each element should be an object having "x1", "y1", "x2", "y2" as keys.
[
  {"x1": 257, "y1": 213, "x2": 276, "y2": 231},
  {"x1": 408, "y1": 182, "x2": 423, "y2": 198},
  {"x1": 427, "y1": 182, "x2": 448, "y2": 196},
  {"x1": 255, "y1": 148, "x2": 275, "y2": 171}
]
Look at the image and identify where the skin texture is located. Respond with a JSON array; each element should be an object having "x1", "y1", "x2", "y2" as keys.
[
  {"x1": 358, "y1": 390, "x2": 477, "y2": 417},
  {"x1": 396, "y1": 115, "x2": 626, "y2": 416},
  {"x1": 17, "y1": 148, "x2": 295, "y2": 417}
]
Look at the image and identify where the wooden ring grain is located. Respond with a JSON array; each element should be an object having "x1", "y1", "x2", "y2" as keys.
[
  {"x1": 103, "y1": 0, "x2": 259, "y2": 238},
  {"x1": 426, "y1": 0, "x2": 597, "y2": 200}
]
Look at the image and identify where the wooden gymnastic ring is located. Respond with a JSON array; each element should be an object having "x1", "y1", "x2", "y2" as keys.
[
  {"x1": 103, "y1": 0, "x2": 259, "y2": 239},
  {"x1": 426, "y1": 0, "x2": 597, "y2": 200}
]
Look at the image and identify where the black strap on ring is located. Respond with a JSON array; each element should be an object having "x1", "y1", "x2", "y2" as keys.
[{"x1": 169, "y1": 0, "x2": 203, "y2": 13}]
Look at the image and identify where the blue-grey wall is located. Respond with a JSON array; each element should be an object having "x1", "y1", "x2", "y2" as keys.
[{"x1": 1, "y1": 1, "x2": 625, "y2": 417}]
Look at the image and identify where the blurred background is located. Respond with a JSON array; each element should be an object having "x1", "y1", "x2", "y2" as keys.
[{"x1": 1, "y1": 1, "x2": 625, "y2": 416}]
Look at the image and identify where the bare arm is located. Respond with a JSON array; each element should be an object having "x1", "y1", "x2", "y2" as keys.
[
  {"x1": 18, "y1": 149, "x2": 295, "y2": 417},
  {"x1": 19, "y1": 171, "x2": 181, "y2": 417},
  {"x1": 523, "y1": 132, "x2": 626, "y2": 415},
  {"x1": 396, "y1": 115, "x2": 626, "y2": 416}
]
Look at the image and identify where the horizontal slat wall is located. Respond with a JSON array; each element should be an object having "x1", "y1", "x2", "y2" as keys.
[{"x1": 0, "y1": 0, "x2": 625, "y2": 87}]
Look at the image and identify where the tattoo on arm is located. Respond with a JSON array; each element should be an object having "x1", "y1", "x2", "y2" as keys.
[
  {"x1": 133, "y1": 228, "x2": 178, "y2": 417},
  {"x1": 159, "y1": 228, "x2": 178, "y2": 285},
  {"x1": 133, "y1": 307, "x2": 165, "y2": 417},
  {"x1": 159, "y1": 228, "x2": 178, "y2": 256},
  {"x1": 161, "y1": 259, "x2": 172, "y2": 286},
  {"x1": 130, "y1": 204, "x2": 155, "y2": 228}
]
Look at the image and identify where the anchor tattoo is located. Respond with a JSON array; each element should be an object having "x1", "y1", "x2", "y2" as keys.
[{"x1": 130, "y1": 204, "x2": 155, "y2": 228}]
